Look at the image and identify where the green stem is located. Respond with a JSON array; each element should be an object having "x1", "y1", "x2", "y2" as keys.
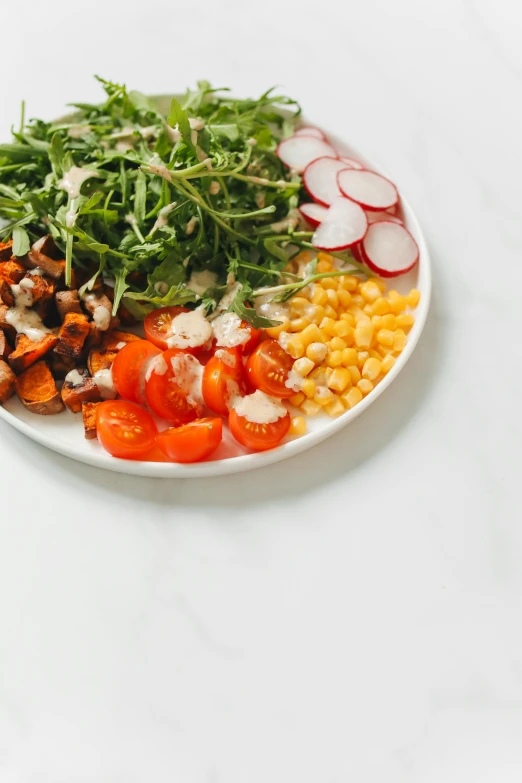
[{"x1": 253, "y1": 268, "x2": 367, "y2": 299}]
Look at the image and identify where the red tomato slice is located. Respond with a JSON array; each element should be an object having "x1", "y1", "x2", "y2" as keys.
[
  {"x1": 202, "y1": 347, "x2": 247, "y2": 416},
  {"x1": 245, "y1": 339, "x2": 294, "y2": 398},
  {"x1": 144, "y1": 306, "x2": 189, "y2": 349},
  {"x1": 111, "y1": 340, "x2": 160, "y2": 403},
  {"x1": 241, "y1": 321, "x2": 261, "y2": 354},
  {"x1": 228, "y1": 407, "x2": 290, "y2": 451},
  {"x1": 157, "y1": 418, "x2": 223, "y2": 463},
  {"x1": 145, "y1": 348, "x2": 198, "y2": 425},
  {"x1": 96, "y1": 400, "x2": 158, "y2": 460}
]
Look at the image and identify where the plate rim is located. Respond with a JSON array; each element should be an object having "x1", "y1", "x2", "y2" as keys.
[{"x1": 0, "y1": 103, "x2": 432, "y2": 478}]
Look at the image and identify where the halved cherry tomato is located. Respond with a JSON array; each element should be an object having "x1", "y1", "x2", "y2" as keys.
[
  {"x1": 245, "y1": 339, "x2": 294, "y2": 398},
  {"x1": 241, "y1": 321, "x2": 261, "y2": 354},
  {"x1": 157, "y1": 418, "x2": 223, "y2": 463},
  {"x1": 228, "y1": 407, "x2": 290, "y2": 451},
  {"x1": 96, "y1": 400, "x2": 158, "y2": 460},
  {"x1": 145, "y1": 347, "x2": 198, "y2": 425},
  {"x1": 202, "y1": 347, "x2": 247, "y2": 417},
  {"x1": 144, "y1": 306, "x2": 189, "y2": 349},
  {"x1": 112, "y1": 340, "x2": 160, "y2": 403}
]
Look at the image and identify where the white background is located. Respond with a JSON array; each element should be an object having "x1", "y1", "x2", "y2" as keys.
[{"x1": 1, "y1": 1, "x2": 522, "y2": 780}]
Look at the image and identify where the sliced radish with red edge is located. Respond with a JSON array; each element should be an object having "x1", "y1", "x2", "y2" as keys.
[
  {"x1": 361, "y1": 221, "x2": 419, "y2": 278},
  {"x1": 295, "y1": 127, "x2": 326, "y2": 140},
  {"x1": 339, "y1": 156, "x2": 364, "y2": 170},
  {"x1": 337, "y1": 168, "x2": 399, "y2": 211},
  {"x1": 276, "y1": 135, "x2": 337, "y2": 173},
  {"x1": 303, "y1": 157, "x2": 350, "y2": 207},
  {"x1": 299, "y1": 202, "x2": 328, "y2": 227},
  {"x1": 366, "y1": 209, "x2": 403, "y2": 225},
  {"x1": 311, "y1": 197, "x2": 368, "y2": 251}
]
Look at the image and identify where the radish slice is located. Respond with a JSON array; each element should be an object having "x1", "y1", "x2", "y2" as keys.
[
  {"x1": 339, "y1": 156, "x2": 364, "y2": 170},
  {"x1": 361, "y1": 221, "x2": 419, "y2": 278},
  {"x1": 337, "y1": 169, "x2": 399, "y2": 211},
  {"x1": 276, "y1": 135, "x2": 337, "y2": 173},
  {"x1": 303, "y1": 157, "x2": 350, "y2": 207},
  {"x1": 299, "y1": 202, "x2": 328, "y2": 227},
  {"x1": 366, "y1": 209, "x2": 403, "y2": 225},
  {"x1": 295, "y1": 126, "x2": 326, "y2": 140},
  {"x1": 312, "y1": 197, "x2": 368, "y2": 251}
]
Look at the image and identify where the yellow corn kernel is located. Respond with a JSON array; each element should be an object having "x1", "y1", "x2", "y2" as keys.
[
  {"x1": 381, "y1": 314, "x2": 397, "y2": 330},
  {"x1": 393, "y1": 330, "x2": 407, "y2": 352},
  {"x1": 285, "y1": 335, "x2": 305, "y2": 359},
  {"x1": 321, "y1": 277, "x2": 339, "y2": 291},
  {"x1": 289, "y1": 391, "x2": 305, "y2": 407},
  {"x1": 396, "y1": 313, "x2": 415, "y2": 332},
  {"x1": 289, "y1": 317, "x2": 310, "y2": 333},
  {"x1": 371, "y1": 315, "x2": 384, "y2": 330},
  {"x1": 339, "y1": 275, "x2": 358, "y2": 292},
  {"x1": 360, "y1": 280, "x2": 381, "y2": 303},
  {"x1": 306, "y1": 342, "x2": 327, "y2": 364},
  {"x1": 316, "y1": 256, "x2": 333, "y2": 273},
  {"x1": 351, "y1": 293, "x2": 364, "y2": 307},
  {"x1": 320, "y1": 317, "x2": 337, "y2": 337},
  {"x1": 314, "y1": 386, "x2": 335, "y2": 406},
  {"x1": 324, "y1": 396, "x2": 345, "y2": 417},
  {"x1": 406, "y1": 288, "x2": 421, "y2": 308},
  {"x1": 357, "y1": 351, "x2": 369, "y2": 368},
  {"x1": 381, "y1": 354, "x2": 396, "y2": 374},
  {"x1": 310, "y1": 367, "x2": 327, "y2": 382},
  {"x1": 323, "y1": 304, "x2": 338, "y2": 320},
  {"x1": 289, "y1": 296, "x2": 312, "y2": 317},
  {"x1": 305, "y1": 304, "x2": 325, "y2": 325},
  {"x1": 351, "y1": 307, "x2": 371, "y2": 324},
  {"x1": 354, "y1": 321, "x2": 373, "y2": 349},
  {"x1": 376, "y1": 328, "x2": 394, "y2": 346},
  {"x1": 347, "y1": 365, "x2": 361, "y2": 384},
  {"x1": 293, "y1": 357, "x2": 315, "y2": 377},
  {"x1": 324, "y1": 366, "x2": 334, "y2": 380},
  {"x1": 363, "y1": 304, "x2": 373, "y2": 316},
  {"x1": 362, "y1": 357, "x2": 381, "y2": 381},
  {"x1": 341, "y1": 347, "x2": 358, "y2": 367},
  {"x1": 387, "y1": 290, "x2": 407, "y2": 314},
  {"x1": 301, "y1": 399, "x2": 322, "y2": 416},
  {"x1": 337, "y1": 289, "x2": 352, "y2": 309},
  {"x1": 330, "y1": 319, "x2": 350, "y2": 339},
  {"x1": 326, "y1": 289, "x2": 339, "y2": 310},
  {"x1": 340, "y1": 312, "x2": 356, "y2": 326},
  {"x1": 327, "y1": 367, "x2": 352, "y2": 393},
  {"x1": 297, "y1": 323, "x2": 322, "y2": 347},
  {"x1": 301, "y1": 378, "x2": 316, "y2": 398},
  {"x1": 327, "y1": 350, "x2": 343, "y2": 368},
  {"x1": 369, "y1": 349, "x2": 382, "y2": 361},
  {"x1": 372, "y1": 277, "x2": 387, "y2": 292},
  {"x1": 371, "y1": 297, "x2": 391, "y2": 316},
  {"x1": 311, "y1": 286, "x2": 328, "y2": 306},
  {"x1": 342, "y1": 386, "x2": 363, "y2": 409},
  {"x1": 329, "y1": 336, "x2": 347, "y2": 352},
  {"x1": 376, "y1": 344, "x2": 392, "y2": 358},
  {"x1": 357, "y1": 378, "x2": 374, "y2": 395},
  {"x1": 265, "y1": 317, "x2": 290, "y2": 338},
  {"x1": 289, "y1": 416, "x2": 307, "y2": 437}
]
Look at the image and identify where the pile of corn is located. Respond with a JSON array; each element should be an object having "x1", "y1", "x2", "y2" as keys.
[{"x1": 266, "y1": 253, "x2": 420, "y2": 436}]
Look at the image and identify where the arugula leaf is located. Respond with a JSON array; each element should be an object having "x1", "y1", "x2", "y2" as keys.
[
  {"x1": 229, "y1": 285, "x2": 280, "y2": 328},
  {"x1": 12, "y1": 225, "x2": 30, "y2": 256},
  {"x1": 167, "y1": 98, "x2": 195, "y2": 151}
]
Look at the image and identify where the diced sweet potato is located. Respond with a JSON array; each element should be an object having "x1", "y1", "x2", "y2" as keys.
[
  {"x1": 101, "y1": 329, "x2": 141, "y2": 351},
  {"x1": 86, "y1": 331, "x2": 140, "y2": 376},
  {"x1": 0, "y1": 241, "x2": 13, "y2": 261},
  {"x1": 0, "y1": 331, "x2": 12, "y2": 360},
  {"x1": 0, "y1": 306, "x2": 16, "y2": 342},
  {"x1": 0, "y1": 276, "x2": 14, "y2": 307},
  {"x1": 8, "y1": 333, "x2": 58, "y2": 374},
  {"x1": 31, "y1": 235, "x2": 60, "y2": 259},
  {"x1": 54, "y1": 312, "x2": 90, "y2": 359},
  {"x1": 61, "y1": 368, "x2": 102, "y2": 413},
  {"x1": 55, "y1": 289, "x2": 83, "y2": 321},
  {"x1": 26, "y1": 274, "x2": 53, "y2": 304},
  {"x1": 82, "y1": 291, "x2": 119, "y2": 331},
  {"x1": 0, "y1": 359, "x2": 16, "y2": 404},
  {"x1": 16, "y1": 361, "x2": 64, "y2": 415},
  {"x1": 0, "y1": 260, "x2": 25, "y2": 283},
  {"x1": 82, "y1": 401, "x2": 100, "y2": 440},
  {"x1": 20, "y1": 250, "x2": 65, "y2": 282},
  {"x1": 50, "y1": 352, "x2": 75, "y2": 379}
]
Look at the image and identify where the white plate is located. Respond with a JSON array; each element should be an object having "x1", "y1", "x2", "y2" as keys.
[{"x1": 0, "y1": 104, "x2": 431, "y2": 477}]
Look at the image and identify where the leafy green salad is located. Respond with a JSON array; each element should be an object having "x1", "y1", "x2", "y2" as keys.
[{"x1": 0, "y1": 76, "x2": 362, "y2": 326}]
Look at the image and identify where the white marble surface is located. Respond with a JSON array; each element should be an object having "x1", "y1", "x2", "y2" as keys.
[{"x1": 1, "y1": 0, "x2": 522, "y2": 779}]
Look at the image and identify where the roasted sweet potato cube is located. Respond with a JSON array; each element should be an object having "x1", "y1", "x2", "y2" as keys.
[
  {"x1": 31, "y1": 235, "x2": 60, "y2": 259},
  {"x1": 0, "y1": 330, "x2": 12, "y2": 360},
  {"x1": 0, "y1": 306, "x2": 16, "y2": 341},
  {"x1": 54, "y1": 312, "x2": 90, "y2": 359},
  {"x1": 8, "y1": 333, "x2": 58, "y2": 374},
  {"x1": 82, "y1": 291, "x2": 119, "y2": 331},
  {"x1": 15, "y1": 361, "x2": 64, "y2": 415},
  {"x1": 0, "y1": 359, "x2": 16, "y2": 404},
  {"x1": 101, "y1": 329, "x2": 141, "y2": 351},
  {"x1": 55, "y1": 290, "x2": 83, "y2": 321},
  {"x1": 82, "y1": 401, "x2": 100, "y2": 440},
  {"x1": 0, "y1": 276, "x2": 14, "y2": 307},
  {"x1": 86, "y1": 330, "x2": 141, "y2": 375},
  {"x1": 50, "y1": 351, "x2": 75, "y2": 379},
  {"x1": 0, "y1": 241, "x2": 13, "y2": 261},
  {"x1": 0, "y1": 260, "x2": 25, "y2": 283},
  {"x1": 61, "y1": 368, "x2": 102, "y2": 413},
  {"x1": 20, "y1": 250, "x2": 65, "y2": 282}
]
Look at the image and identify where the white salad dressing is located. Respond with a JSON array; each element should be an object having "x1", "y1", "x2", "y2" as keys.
[
  {"x1": 170, "y1": 353, "x2": 204, "y2": 408},
  {"x1": 212, "y1": 282, "x2": 242, "y2": 317},
  {"x1": 67, "y1": 125, "x2": 91, "y2": 139},
  {"x1": 209, "y1": 181, "x2": 220, "y2": 196},
  {"x1": 187, "y1": 269, "x2": 217, "y2": 295},
  {"x1": 145, "y1": 354, "x2": 168, "y2": 383},
  {"x1": 225, "y1": 378, "x2": 241, "y2": 409},
  {"x1": 215, "y1": 348, "x2": 237, "y2": 368},
  {"x1": 212, "y1": 312, "x2": 250, "y2": 348},
  {"x1": 5, "y1": 281, "x2": 51, "y2": 342},
  {"x1": 285, "y1": 368, "x2": 305, "y2": 392},
  {"x1": 233, "y1": 390, "x2": 287, "y2": 424},
  {"x1": 148, "y1": 163, "x2": 173, "y2": 182},
  {"x1": 93, "y1": 305, "x2": 111, "y2": 331},
  {"x1": 166, "y1": 310, "x2": 212, "y2": 350},
  {"x1": 115, "y1": 341, "x2": 127, "y2": 351},
  {"x1": 269, "y1": 208, "x2": 302, "y2": 234},
  {"x1": 188, "y1": 118, "x2": 205, "y2": 131},
  {"x1": 64, "y1": 369, "x2": 85, "y2": 387},
  {"x1": 185, "y1": 216, "x2": 199, "y2": 235},
  {"x1": 93, "y1": 369, "x2": 118, "y2": 400},
  {"x1": 154, "y1": 281, "x2": 169, "y2": 296},
  {"x1": 254, "y1": 293, "x2": 290, "y2": 322},
  {"x1": 58, "y1": 166, "x2": 99, "y2": 199},
  {"x1": 166, "y1": 124, "x2": 182, "y2": 144},
  {"x1": 151, "y1": 202, "x2": 177, "y2": 233}
]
